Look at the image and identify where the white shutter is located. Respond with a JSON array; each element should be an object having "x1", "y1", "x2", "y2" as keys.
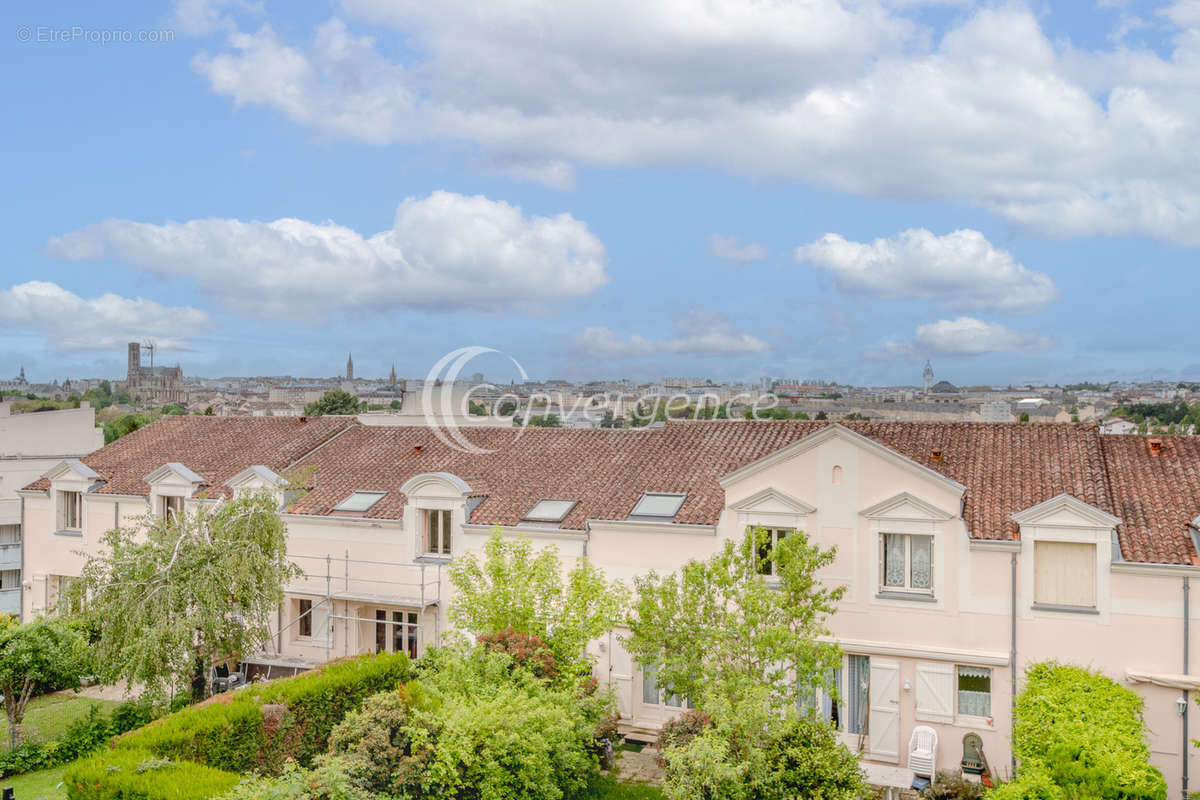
[
  {"x1": 31, "y1": 574, "x2": 47, "y2": 616},
  {"x1": 310, "y1": 600, "x2": 332, "y2": 647},
  {"x1": 868, "y1": 658, "x2": 901, "y2": 761},
  {"x1": 915, "y1": 660, "x2": 955, "y2": 723}
]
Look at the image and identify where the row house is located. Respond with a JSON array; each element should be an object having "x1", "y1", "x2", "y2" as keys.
[{"x1": 17, "y1": 416, "x2": 1200, "y2": 795}]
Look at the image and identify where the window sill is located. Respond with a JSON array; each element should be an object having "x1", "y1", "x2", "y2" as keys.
[
  {"x1": 415, "y1": 554, "x2": 451, "y2": 564},
  {"x1": 54, "y1": 529, "x2": 83, "y2": 538},
  {"x1": 1031, "y1": 602, "x2": 1099, "y2": 615},
  {"x1": 875, "y1": 591, "x2": 936, "y2": 603}
]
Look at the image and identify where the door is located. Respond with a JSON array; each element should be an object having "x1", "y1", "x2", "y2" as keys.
[
  {"x1": 607, "y1": 632, "x2": 634, "y2": 718},
  {"x1": 869, "y1": 658, "x2": 901, "y2": 761}
]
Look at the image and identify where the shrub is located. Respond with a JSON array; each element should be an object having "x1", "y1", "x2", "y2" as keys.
[
  {"x1": 478, "y1": 628, "x2": 558, "y2": 680},
  {"x1": 922, "y1": 770, "x2": 985, "y2": 800},
  {"x1": 115, "y1": 652, "x2": 411, "y2": 774},
  {"x1": 216, "y1": 759, "x2": 379, "y2": 800},
  {"x1": 63, "y1": 748, "x2": 241, "y2": 800},
  {"x1": 655, "y1": 709, "x2": 712, "y2": 758},
  {"x1": 326, "y1": 689, "x2": 427, "y2": 796},
  {"x1": 995, "y1": 662, "x2": 1166, "y2": 800}
]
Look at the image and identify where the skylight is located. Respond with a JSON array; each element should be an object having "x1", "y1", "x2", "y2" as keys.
[
  {"x1": 630, "y1": 493, "x2": 686, "y2": 519},
  {"x1": 525, "y1": 499, "x2": 578, "y2": 523},
  {"x1": 332, "y1": 491, "x2": 386, "y2": 512}
]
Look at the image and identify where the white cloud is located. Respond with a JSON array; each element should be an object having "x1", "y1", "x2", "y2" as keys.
[
  {"x1": 45, "y1": 191, "x2": 608, "y2": 320},
  {"x1": 868, "y1": 317, "x2": 1054, "y2": 359},
  {"x1": 575, "y1": 309, "x2": 770, "y2": 358},
  {"x1": 188, "y1": 4, "x2": 1200, "y2": 244},
  {"x1": 0, "y1": 282, "x2": 210, "y2": 352},
  {"x1": 171, "y1": 0, "x2": 262, "y2": 36},
  {"x1": 795, "y1": 228, "x2": 1057, "y2": 313},
  {"x1": 709, "y1": 234, "x2": 767, "y2": 263}
]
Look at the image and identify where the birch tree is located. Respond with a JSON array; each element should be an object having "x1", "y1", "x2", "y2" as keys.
[{"x1": 74, "y1": 490, "x2": 300, "y2": 699}]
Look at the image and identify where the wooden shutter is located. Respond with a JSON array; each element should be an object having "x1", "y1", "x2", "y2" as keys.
[
  {"x1": 915, "y1": 660, "x2": 955, "y2": 723},
  {"x1": 1035, "y1": 542, "x2": 1096, "y2": 607}
]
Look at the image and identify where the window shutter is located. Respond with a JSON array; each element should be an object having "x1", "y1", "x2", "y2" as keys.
[
  {"x1": 915, "y1": 661, "x2": 955, "y2": 723},
  {"x1": 310, "y1": 601, "x2": 332, "y2": 646},
  {"x1": 1035, "y1": 542, "x2": 1096, "y2": 607},
  {"x1": 31, "y1": 574, "x2": 47, "y2": 614}
]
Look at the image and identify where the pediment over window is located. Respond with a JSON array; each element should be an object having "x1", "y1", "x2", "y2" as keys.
[
  {"x1": 43, "y1": 458, "x2": 101, "y2": 484},
  {"x1": 861, "y1": 491, "x2": 954, "y2": 522},
  {"x1": 226, "y1": 465, "x2": 284, "y2": 493},
  {"x1": 728, "y1": 487, "x2": 816, "y2": 516},
  {"x1": 400, "y1": 472, "x2": 473, "y2": 498},
  {"x1": 1010, "y1": 494, "x2": 1120, "y2": 529},
  {"x1": 143, "y1": 462, "x2": 206, "y2": 490}
]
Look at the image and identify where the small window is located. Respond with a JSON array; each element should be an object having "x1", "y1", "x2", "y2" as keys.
[
  {"x1": 425, "y1": 509, "x2": 452, "y2": 555},
  {"x1": 524, "y1": 499, "x2": 578, "y2": 523},
  {"x1": 1034, "y1": 541, "x2": 1096, "y2": 608},
  {"x1": 332, "y1": 491, "x2": 386, "y2": 513},
  {"x1": 752, "y1": 527, "x2": 791, "y2": 576},
  {"x1": 881, "y1": 533, "x2": 932, "y2": 594},
  {"x1": 160, "y1": 495, "x2": 184, "y2": 521},
  {"x1": 59, "y1": 491, "x2": 82, "y2": 531},
  {"x1": 298, "y1": 599, "x2": 313, "y2": 638},
  {"x1": 630, "y1": 493, "x2": 686, "y2": 519},
  {"x1": 957, "y1": 666, "x2": 991, "y2": 718}
]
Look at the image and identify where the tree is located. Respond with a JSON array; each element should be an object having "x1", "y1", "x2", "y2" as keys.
[
  {"x1": 815, "y1": 410, "x2": 828, "y2": 420},
  {"x1": 527, "y1": 414, "x2": 561, "y2": 428},
  {"x1": 304, "y1": 390, "x2": 361, "y2": 416},
  {"x1": 467, "y1": 399, "x2": 487, "y2": 416},
  {"x1": 161, "y1": 403, "x2": 186, "y2": 415},
  {"x1": 0, "y1": 617, "x2": 92, "y2": 748},
  {"x1": 497, "y1": 400, "x2": 517, "y2": 417},
  {"x1": 1020, "y1": 412, "x2": 1031, "y2": 422},
  {"x1": 447, "y1": 531, "x2": 626, "y2": 676},
  {"x1": 103, "y1": 412, "x2": 150, "y2": 444},
  {"x1": 626, "y1": 527, "x2": 844, "y2": 717},
  {"x1": 74, "y1": 490, "x2": 300, "y2": 699},
  {"x1": 389, "y1": 399, "x2": 402, "y2": 410}
]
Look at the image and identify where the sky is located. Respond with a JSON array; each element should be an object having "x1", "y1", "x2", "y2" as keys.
[{"x1": 3, "y1": 0, "x2": 1200, "y2": 387}]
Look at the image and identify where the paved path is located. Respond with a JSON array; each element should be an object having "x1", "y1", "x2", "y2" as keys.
[{"x1": 610, "y1": 747, "x2": 666, "y2": 785}]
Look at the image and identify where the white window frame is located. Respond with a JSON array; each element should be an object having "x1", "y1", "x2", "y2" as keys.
[
  {"x1": 955, "y1": 665, "x2": 992, "y2": 722},
  {"x1": 879, "y1": 532, "x2": 933, "y2": 595},
  {"x1": 297, "y1": 598, "x2": 313, "y2": 638},
  {"x1": 753, "y1": 527, "x2": 792, "y2": 576},
  {"x1": 58, "y1": 490, "x2": 82, "y2": 532},
  {"x1": 640, "y1": 663, "x2": 691, "y2": 709},
  {"x1": 424, "y1": 509, "x2": 452, "y2": 556},
  {"x1": 373, "y1": 608, "x2": 420, "y2": 659}
]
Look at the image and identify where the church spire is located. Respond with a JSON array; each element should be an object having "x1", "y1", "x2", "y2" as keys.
[{"x1": 346, "y1": 352, "x2": 354, "y2": 381}]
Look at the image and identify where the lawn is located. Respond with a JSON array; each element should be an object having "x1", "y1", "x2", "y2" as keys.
[
  {"x1": 1, "y1": 765, "x2": 67, "y2": 800},
  {"x1": 588, "y1": 775, "x2": 666, "y2": 800},
  {"x1": 4, "y1": 693, "x2": 120, "y2": 750}
]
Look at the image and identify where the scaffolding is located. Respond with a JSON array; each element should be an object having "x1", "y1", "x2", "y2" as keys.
[{"x1": 245, "y1": 551, "x2": 443, "y2": 672}]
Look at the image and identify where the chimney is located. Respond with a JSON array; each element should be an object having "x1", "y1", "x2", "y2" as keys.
[
  {"x1": 931, "y1": 447, "x2": 943, "y2": 463},
  {"x1": 299, "y1": 415, "x2": 307, "y2": 425},
  {"x1": 413, "y1": 445, "x2": 423, "y2": 455},
  {"x1": 1148, "y1": 437, "x2": 1163, "y2": 456}
]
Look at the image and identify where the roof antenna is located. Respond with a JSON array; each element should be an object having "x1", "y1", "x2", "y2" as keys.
[{"x1": 142, "y1": 338, "x2": 156, "y2": 370}]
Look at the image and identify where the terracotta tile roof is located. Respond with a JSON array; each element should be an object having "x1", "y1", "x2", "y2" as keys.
[
  {"x1": 25, "y1": 417, "x2": 1200, "y2": 564},
  {"x1": 22, "y1": 416, "x2": 355, "y2": 497}
]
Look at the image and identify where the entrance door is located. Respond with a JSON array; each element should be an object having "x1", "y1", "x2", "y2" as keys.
[{"x1": 868, "y1": 658, "x2": 900, "y2": 761}]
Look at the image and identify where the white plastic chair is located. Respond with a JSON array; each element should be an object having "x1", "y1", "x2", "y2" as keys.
[{"x1": 908, "y1": 725, "x2": 938, "y2": 779}]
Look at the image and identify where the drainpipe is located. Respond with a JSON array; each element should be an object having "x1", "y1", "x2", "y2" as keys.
[
  {"x1": 1011, "y1": 551, "x2": 1018, "y2": 776},
  {"x1": 1183, "y1": 576, "x2": 1190, "y2": 800}
]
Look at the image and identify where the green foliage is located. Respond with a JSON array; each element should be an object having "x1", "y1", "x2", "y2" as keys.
[
  {"x1": 160, "y1": 403, "x2": 186, "y2": 415},
  {"x1": 0, "y1": 698, "x2": 155, "y2": 778},
  {"x1": 655, "y1": 709, "x2": 711, "y2": 755},
  {"x1": 389, "y1": 399, "x2": 402, "y2": 410},
  {"x1": 921, "y1": 770, "x2": 985, "y2": 800},
  {"x1": 497, "y1": 400, "x2": 517, "y2": 417},
  {"x1": 0, "y1": 618, "x2": 92, "y2": 748},
  {"x1": 448, "y1": 531, "x2": 627, "y2": 678},
  {"x1": 989, "y1": 662, "x2": 1166, "y2": 800},
  {"x1": 478, "y1": 629, "x2": 558, "y2": 680},
  {"x1": 626, "y1": 528, "x2": 843, "y2": 715},
  {"x1": 218, "y1": 758, "x2": 378, "y2": 800},
  {"x1": 1019, "y1": 412, "x2": 1030, "y2": 422},
  {"x1": 63, "y1": 748, "x2": 241, "y2": 800},
  {"x1": 304, "y1": 390, "x2": 361, "y2": 416},
  {"x1": 75, "y1": 491, "x2": 300, "y2": 699},
  {"x1": 468, "y1": 399, "x2": 488, "y2": 416},
  {"x1": 326, "y1": 690, "x2": 421, "y2": 795},
  {"x1": 115, "y1": 653, "x2": 411, "y2": 775},
  {"x1": 814, "y1": 410, "x2": 828, "y2": 420},
  {"x1": 527, "y1": 413, "x2": 562, "y2": 427},
  {"x1": 103, "y1": 412, "x2": 150, "y2": 444}
]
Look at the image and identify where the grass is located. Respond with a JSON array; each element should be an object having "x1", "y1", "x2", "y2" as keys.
[
  {"x1": 4, "y1": 694, "x2": 120, "y2": 751},
  {"x1": 588, "y1": 774, "x2": 667, "y2": 800},
  {"x1": 1, "y1": 765, "x2": 68, "y2": 800}
]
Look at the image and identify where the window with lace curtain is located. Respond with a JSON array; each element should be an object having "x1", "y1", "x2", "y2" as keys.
[
  {"x1": 956, "y1": 666, "x2": 991, "y2": 718},
  {"x1": 880, "y1": 533, "x2": 932, "y2": 595}
]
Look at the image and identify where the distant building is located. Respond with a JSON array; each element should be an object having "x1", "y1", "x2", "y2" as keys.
[
  {"x1": 125, "y1": 342, "x2": 184, "y2": 405},
  {"x1": 979, "y1": 401, "x2": 1013, "y2": 422},
  {"x1": 346, "y1": 353, "x2": 354, "y2": 381},
  {"x1": 923, "y1": 361, "x2": 934, "y2": 394}
]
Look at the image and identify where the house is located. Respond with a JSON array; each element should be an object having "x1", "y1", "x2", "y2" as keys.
[
  {"x1": 17, "y1": 417, "x2": 1200, "y2": 795},
  {"x1": 1102, "y1": 417, "x2": 1139, "y2": 435}
]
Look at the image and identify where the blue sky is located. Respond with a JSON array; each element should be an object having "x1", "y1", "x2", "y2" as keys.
[{"x1": 3, "y1": 0, "x2": 1199, "y2": 387}]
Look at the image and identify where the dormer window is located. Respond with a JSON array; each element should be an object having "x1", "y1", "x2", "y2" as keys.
[
  {"x1": 630, "y1": 492, "x2": 686, "y2": 520},
  {"x1": 332, "y1": 491, "x2": 386, "y2": 513},
  {"x1": 159, "y1": 495, "x2": 184, "y2": 522},
  {"x1": 880, "y1": 533, "x2": 932, "y2": 595},
  {"x1": 425, "y1": 509, "x2": 452, "y2": 556},
  {"x1": 58, "y1": 490, "x2": 82, "y2": 531},
  {"x1": 524, "y1": 499, "x2": 577, "y2": 524}
]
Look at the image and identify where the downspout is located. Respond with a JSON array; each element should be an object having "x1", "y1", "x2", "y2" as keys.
[
  {"x1": 1183, "y1": 575, "x2": 1190, "y2": 800},
  {"x1": 1011, "y1": 550, "x2": 1018, "y2": 776}
]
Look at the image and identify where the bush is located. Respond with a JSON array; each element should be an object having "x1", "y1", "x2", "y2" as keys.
[
  {"x1": 326, "y1": 689, "x2": 426, "y2": 796},
  {"x1": 63, "y1": 748, "x2": 241, "y2": 800},
  {"x1": 115, "y1": 652, "x2": 411, "y2": 775},
  {"x1": 994, "y1": 662, "x2": 1166, "y2": 800},
  {"x1": 655, "y1": 709, "x2": 712, "y2": 757},
  {"x1": 217, "y1": 759, "x2": 379, "y2": 800},
  {"x1": 922, "y1": 770, "x2": 985, "y2": 800},
  {"x1": 478, "y1": 628, "x2": 558, "y2": 680}
]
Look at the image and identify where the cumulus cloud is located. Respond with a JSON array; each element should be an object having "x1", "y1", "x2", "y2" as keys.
[
  {"x1": 186, "y1": 3, "x2": 1200, "y2": 243},
  {"x1": 795, "y1": 228, "x2": 1057, "y2": 313},
  {"x1": 45, "y1": 191, "x2": 608, "y2": 320},
  {"x1": 171, "y1": 0, "x2": 262, "y2": 35},
  {"x1": 0, "y1": 282, "x2": 210, "y2": 352},
  {"x1": 709, "y1": 234, "x2": 767, "y2": 263},
  {"x1": 575, "y1": 309, "x2": 770, "y2": 358},
  {"x1": 867, "y1": 317, "x2": 1054, "y2": 359}
]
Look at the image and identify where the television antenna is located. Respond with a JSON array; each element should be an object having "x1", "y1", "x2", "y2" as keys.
[{"x1": 142, "y1": 339, "x2": 156, "y2": 370}]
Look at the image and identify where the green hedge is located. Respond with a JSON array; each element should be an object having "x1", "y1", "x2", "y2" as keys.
[
  {"x1": 114, "y1": 652, "x2": 411, "y2": 775},
  {"x1": 63, "y1": 748, "x2": 241, "y2": 800}
]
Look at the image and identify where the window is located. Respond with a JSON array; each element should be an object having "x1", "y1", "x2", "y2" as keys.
[
  {"x1": 630, "y1": 493, "x2": 686, "y2": 519},
  {"x1": 374, "y1": 608, "x2": 419, "y2": 658},
  {"x1": 881, "y1": 533, "x2": 932, "y2": 594},
  {"x1": 1034, "y1": 541, "x2": 1096, "y2": 608},
  {"x1": 332, "y1": 491, "x2": 386, "y2": 513},
  {"x1": 0, "y1": 570, "x2": 18, "y2": 590},
  {"x1": 524, "y1": 499, "x2": 578, "y2": 523},
  {"x1": 753, "y1": 527, "x2": 791, "y2": 576},
  {"x1": 58, "y1": 491, "x2": 82, "y2": 531},
  {"x1": 160, "y1": 495, "x2": 184, "y2": 521},
  {"x1": 298, "y1": 599, "x2": 313, "y2": 638},
  {"x1": 957, "y1": 666, "x2": 991, "y2": 718},
  {"x1": 0, "y1": 525, "x2": 20, "y2": 545},
  {"x1": 800, "y1": 655, "x2": 869, "y2": 734},
  {"x1": 641, "y1": 663, "x2": 690, "y2": 709},
  {"x1": 425, "y1": 509, "x2": 452, "y2": 555}
]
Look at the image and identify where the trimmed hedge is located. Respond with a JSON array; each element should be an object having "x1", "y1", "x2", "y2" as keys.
[
  {"x1": 63, "y1": 748, "x2": 241, "y2": 800},
  {"x1": 113, "y1": 652, "x2": 411, "y2": 775}
]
